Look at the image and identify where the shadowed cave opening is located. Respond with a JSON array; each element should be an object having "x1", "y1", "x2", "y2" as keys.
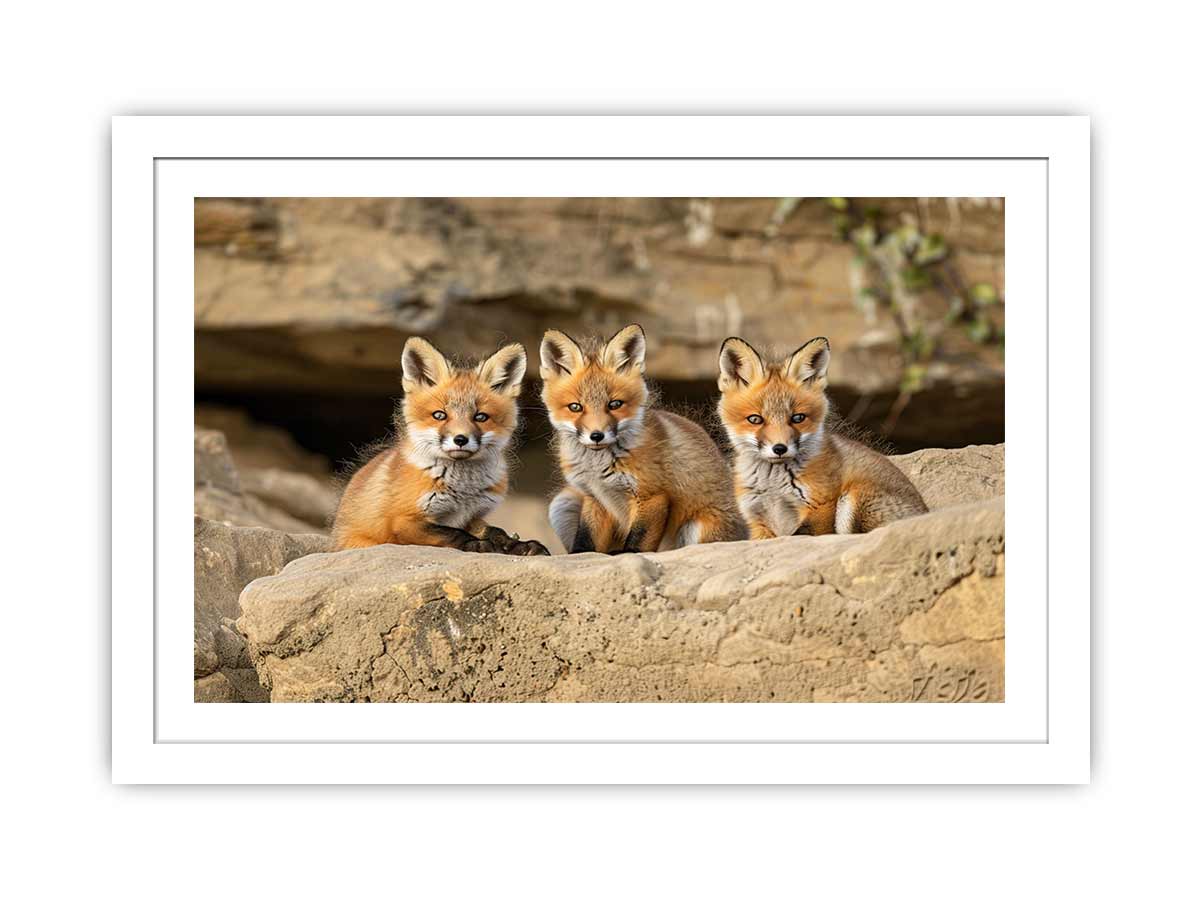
[{"x1": 196, "y1": 378, "x2": 1004, "y2": 491}]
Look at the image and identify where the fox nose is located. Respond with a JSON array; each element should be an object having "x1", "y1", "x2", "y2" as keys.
[
  {"x1": 453, "y1": 434, "x2": 469, "y2": 447},
  {"x1": 772, "y1": 443, "x2": 788, "y2": 456},
  {"x1": 589, "y1": 431, "x2": 605, "y2": 443}
]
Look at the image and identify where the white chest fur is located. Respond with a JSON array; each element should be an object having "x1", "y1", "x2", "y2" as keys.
[
  {"x1": 413, "y1": 455, "x2": 503, "y2": 529},
  {"x1": 562, "y1": 441, "x2": 637, "y2": 521},
  {"x1": 736, "y1": 455, "x2": 810, "y2": 537}
]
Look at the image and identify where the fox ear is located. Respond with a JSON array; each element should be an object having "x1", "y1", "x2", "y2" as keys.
[
  {"x1": 477, "y1": 343, "x2": 527, "y2": 397},
  {"x1": 540, "y1": 330, "x2": 585, "y2": 379},
  {"x1": 718, "y1": 337, "x2": 765, "y2": 391},
  {"x1": 401, "y1": 337, "x2": 452, "y2": 392},
  {"x1": 602, "y1": 324, "x2": 646, "y2": 374},
  {"x1": 786, "y1": 337, "x2": 831, "y2": 386}
]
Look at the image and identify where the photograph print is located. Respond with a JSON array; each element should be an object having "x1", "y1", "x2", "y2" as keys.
[{"x1": 193, "y1": 196, "x2": 1005, "y2": 704}]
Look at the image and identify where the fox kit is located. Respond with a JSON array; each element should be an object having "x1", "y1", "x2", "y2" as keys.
[
  {"x1": 541, "y1": 324, "x2": 747, "y2": 554},
  {"x1": 332, "y1": 337, "x2": 549, "y2": 555},
  {"x1": 717, "y1": 336, "x2": 927, "y2": 538}
]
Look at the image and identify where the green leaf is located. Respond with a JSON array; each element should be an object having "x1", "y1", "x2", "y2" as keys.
[
  {"x1": 891, "y1": 224, "x2": 920, "y2": 254},
  {"x1": 966, "y1": 317, "x2": 993, "y2": 343},
  {"x1": 902, "y1": 265, "x2": 932, "y2": 290},
  {"x1": 827, "y1": 197, "x2": 848, "y2": 211},
  {"x1": 900, "y1": 363, "x2": 928, "y2": 393},
  {"x1": 850, "y1": 223, "x2": 877, "y2": 248},
  {"x1": 970, "y1": 282, "x2": 998, "y2": 306},
  {"x1": 914, "y1": 233, "x2": 948, "y2": 266},
  {"x1": 901, "y1": 328, "x2": 935, "y2": 362}
]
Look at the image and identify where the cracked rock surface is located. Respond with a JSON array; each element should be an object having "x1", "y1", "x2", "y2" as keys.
[
  {"x1": 194, "y1": 517, "x2": 329, "y2": 701},
  {"x1": 238, "y1": 489, "x2": 1004, "y2": 703}
]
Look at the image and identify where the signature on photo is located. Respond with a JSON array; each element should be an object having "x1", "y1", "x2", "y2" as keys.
[{"x1": 911, "y1": 666, "x2": 991, "y2": 702}]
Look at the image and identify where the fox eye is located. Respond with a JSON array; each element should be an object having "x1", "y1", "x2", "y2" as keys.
[
  {"x1": 432, "y1": 410, "x2": 447, "y2": 421},
  {"x1": 747, "y1": 414, "x2": 764, "y2": 425},
  {"x1": 473, "y1": 412, "x2": 490, "y2": 422},
  {"x1": 791, "y1": 413, "x2": 807, "y2": 424},
  {"x1": 567, "y1": 402, "x2": 583, "y2": 413},
  {"x1": 607, "y1": 399, "x2": 624, "y2": 410}
]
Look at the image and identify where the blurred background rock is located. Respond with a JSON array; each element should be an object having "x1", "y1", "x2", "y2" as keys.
[{"x1": 194, "y1": 196, "x2": 1005, "y2": 551}]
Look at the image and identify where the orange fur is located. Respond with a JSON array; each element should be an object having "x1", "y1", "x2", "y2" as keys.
[
  {"x1": 541, "y1": 325, "x2": 747, "y2": 553},
  {"x1": 718, "y1": 336, "x2": 927, "y2": 537},
  {"x1": 332, "y1": 339, "x2": 548, "y2": 556}
]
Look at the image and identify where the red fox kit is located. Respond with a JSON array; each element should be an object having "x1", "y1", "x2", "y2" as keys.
[
  {"x1": 332, "y1": 337, "x2": 549, "y2": 555},
  {"x1": 541, "y1": 324, "x2": 747, "y2": 553},
  {"x1": 717, "y1": 336, "x2": 927, "y2": 537}
]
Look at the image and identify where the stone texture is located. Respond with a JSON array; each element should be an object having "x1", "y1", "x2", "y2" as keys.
[
  {"x1": 891, "y1": 443, "x2": 1005, "y2": 510},
  {"x1": 195, "y1": 404, "x2": 333, "y2": 478},
  {"x1": 195, "y1": 197, "x2": 1005, "y2": 447},
  {"x1": 237, "y1": 467, "x2": 338, "y2": 531},
  {"x1": 194, "y1": 428, "x2": 241, "y2": 493},
  {"x1": 238, "y1": 497, "x2": 1004, "y2": 703},
  {"x1": 198, "y1": 415, "x2": 1005, "y2": 704},
  {"x1": 194, "y1": 516, "x2": 330, "y2": 702},
  {"x1": 194, "y1": 426, "x2": 335, "y2": 533}
]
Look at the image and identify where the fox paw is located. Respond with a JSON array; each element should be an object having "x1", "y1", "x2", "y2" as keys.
[
  {"x1": 508, "y1": 539, "x2": 550, "y2": 557},
  {"x1": 461, "y1": 539, "x2": 500, "y2": 554},
  {"x1": 479, "y1": 527, "x2": 520, "y2": 553}
]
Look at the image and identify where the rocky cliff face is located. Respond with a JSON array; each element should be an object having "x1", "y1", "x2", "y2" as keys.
[{"x1": 195, "y1": 197, "x2": 1004, "y2": 449}]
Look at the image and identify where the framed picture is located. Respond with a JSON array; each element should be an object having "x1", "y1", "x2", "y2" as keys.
[{"x1": 112, "y1": 115, "x2": 1089, "y2": 783}]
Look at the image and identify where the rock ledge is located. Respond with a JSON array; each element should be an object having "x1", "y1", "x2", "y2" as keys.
[{"x1": 238, "y1": 497, "x2": 1004, "y2": 703}]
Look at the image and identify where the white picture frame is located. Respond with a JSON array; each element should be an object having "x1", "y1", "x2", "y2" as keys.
[{"x1": 112, "y1": 115, "x2": 1089, "y2": 784}]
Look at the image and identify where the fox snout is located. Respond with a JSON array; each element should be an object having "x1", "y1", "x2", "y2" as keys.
[
  {"x1": 762, "y1": 439, "x2": 796, "y2": 461},
  {"x1": 441, "y1": 428, "x2": 481, "y2": 458},
  {"x1": 578, "y1": 418, "x2": 617, "y2": 448}
]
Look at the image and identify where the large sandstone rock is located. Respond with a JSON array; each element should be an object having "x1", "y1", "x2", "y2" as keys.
[
  {"x1": 238, "y1": 496, "x2": 1004, "y2": 703},
  {"x1": 194, "y1": 517, "x2": 330, "y2": 702},
  {"x1": 195, "y1": 197, "x2": 1005, "y2": 447}
]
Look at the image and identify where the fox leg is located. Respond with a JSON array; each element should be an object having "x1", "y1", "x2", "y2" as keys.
[
  {"x1": 668, "y1": 509, "x2": 745, "y2": 548},
  {"x1": 689, "y1": 510, "x2": 749, "y2": 545},
  {"x1": 567, "y1": 494, "x2": 619, "y2": 553},
  {"x1": 548, "y1": 489, "x2": 583, "y2": 550},
  {"x1": 749, "y1": 519, "x2": 778, "y2": 540},
  {"x1": 736, "y1": 496, "x2": 776, "y2": 541},
  {"x1": 616, "y1": 494, "x2": 670, "y2": 553},
  {"x1": 833, "y1": 493, "x2": 862, "y2": 535},
  {"x1": 390, "y1": 519, "x2": 499, "y2": 553},
  {"x1": 672, "y1": 519, "x2": 702, "y2": 548},
  {"x1": 796, "y1": 502, "x2": 836, "y2": 536},
  {"x1": 552, "y1": 490, "x2": 613, "y2": 553}
]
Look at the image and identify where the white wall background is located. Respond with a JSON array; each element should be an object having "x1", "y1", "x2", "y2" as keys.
[{"x1": 1, "y1": 2, "x2": 1189, "y2": 896}]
